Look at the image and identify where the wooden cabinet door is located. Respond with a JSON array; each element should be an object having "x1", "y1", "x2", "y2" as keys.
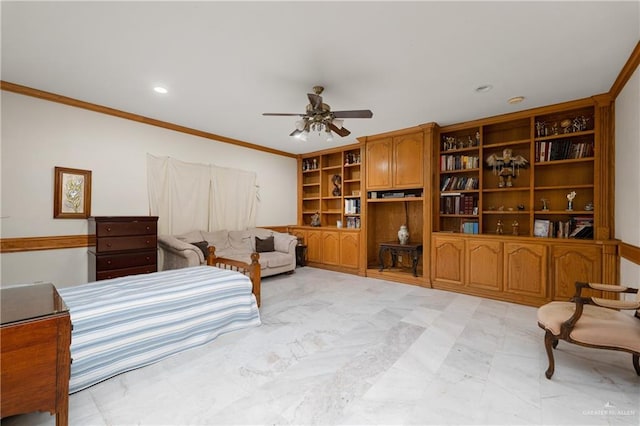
[
  {"x1": 431, "y1": 236, "x2": 464, "y2": 286},
  {"x1": 551, "y1": 244, "x2": 602, "y2": 300},
  {"x1": 321, "y1": 231, "x2": 340, "y2": 265},
  {"x1": 393, "y1": 132, "x2": 424, "y2": 188},
  {"x1": 466, "y1": 239, "x2": 503, "y2": 292},
  {"x1": 340, "y1": 232, "x2": 359, "y2": 269},
  {"x1": 504, "y1": 242, "x2": 548, "y2": 300},
  {"x1": 306, "y1": 230, "x2": 322, "y2": 263},
  {"x1": 366, "y1": 137, "x2": 392, "y2": 189}
]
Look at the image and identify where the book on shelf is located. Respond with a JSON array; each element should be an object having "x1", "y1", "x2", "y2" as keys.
[
  {"x1": 440, "y1": 176, "x2": 478, "y2": 191},
  {"x1": 440, "y1": 194, "x2": 476, "y2": 215},
  {"x1": 536, "y1": 139, "x2": 594, "y2": 162},
  {"x1": 344, "y1": 198, "x2": 361, "y2": 214},
  {"x1": 460, "y1": 219, "x2": 479, "y2": 234},
  {"x1": 440, "y1": 155, "x2": 479, "y2": 171}
]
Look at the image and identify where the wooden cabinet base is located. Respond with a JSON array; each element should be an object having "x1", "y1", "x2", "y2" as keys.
[{"x1": 430, "y1": 233, "x2": 618, "y2": 307}]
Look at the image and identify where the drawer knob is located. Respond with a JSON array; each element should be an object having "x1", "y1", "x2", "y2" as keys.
[
  {"x1": 146, "y1": 240, "x2": 150, "y2": 244},
  {"x1": 146, "y1": 226, "x2": 150, "y2": 230},
  {"x1": 106, "y1": 227, "x2": 112, "y2": 232},
  {"x1": 106, "y1": 243, "x2": 112, "y2": 247},
  {"x1": 146, "y1": 256, "x2": 150, "y2": 261},
  {"x1": 107, "y1": 260, "x2": 112, "y2": 265}
]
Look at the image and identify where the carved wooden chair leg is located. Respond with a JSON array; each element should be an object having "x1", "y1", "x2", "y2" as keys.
[
  {"x1": 633, "y1": 354, "x2": 640, "y2": 376},
  {"x1": 544, "y1": 330, "x2": 556, "y2": 379}
]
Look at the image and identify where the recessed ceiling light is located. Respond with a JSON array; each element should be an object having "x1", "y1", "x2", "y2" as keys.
[
  {"x1": 153, "y1": 86, "x2": 168, "y2": 94},
  {"x1": 475, "y1": 84, "x2": 493, "y2": 93},
  {"x1": 508, "y1": 96, "x2": 525, "y2": 104}
]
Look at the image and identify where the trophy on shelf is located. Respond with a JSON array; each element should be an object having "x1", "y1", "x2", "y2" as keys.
[
  {"x1": 566, "y1": 191, "x2": 576, "y2": 211},
  {"x1": 541, "y1": 198, "x2": 550, "y2": 211}
]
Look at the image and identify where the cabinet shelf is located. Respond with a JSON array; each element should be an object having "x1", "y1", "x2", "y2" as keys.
[
  {"x1": 441, "y1": 190, "x2": 479, "y2": 195},
  {"x1": 483, "y1": 187, "x2": 530, "y2": 193},
  {"x1": 441, "y1": 146, "x2": 479, "y2": 154},
  {"x1": 534, "y1": 129, "x2": 594, "y2": 142},
  {"x1": 483, "y1": 210, "x2": 530, "y2": 215},
  {"x1": 535, "y1": 210, "x2": 593, "y2": 215},
  {"x1": 440, "y1": 168, "x2": 480, "y2": 174},
  {"x1": 483, "y1": 138, "x2": 530, "y2": 148},
  {"x1": 302, "y1": 197, "x2": 320, "y2": 201},
  {"x1": 368, "y1": 197, "x2": 424, "y2": 203},
  {"x1": 441, "y1": 214, "x2": 480, "y2": 218},
  {"x1": 322, "y1": 165, "x2": 342, "y2": 171},
  {"x1": 535, "y1": 157, "x2": 594, "y2": 166},
  {"x1": 536, "y1": 184, "x2": 594, "y2": 191}
]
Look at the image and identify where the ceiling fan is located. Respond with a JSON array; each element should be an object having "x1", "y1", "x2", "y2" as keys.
[{"x1": 263, "y1": 86, "x2": 373, "y2": 141}]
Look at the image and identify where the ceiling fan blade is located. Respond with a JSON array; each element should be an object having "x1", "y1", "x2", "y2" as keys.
[
  {"x1": 307, "y1": 93, "x2": 323, "y2": 111},
  {"x1": 263, "y1": 113, "x2": 304, "y2": 116},
  {"x1": 328, "y1": 122, "x2": 351, "y2": 137},
  {"x1": 332, "y1": 110, "x2": 373, "y2": 119}
]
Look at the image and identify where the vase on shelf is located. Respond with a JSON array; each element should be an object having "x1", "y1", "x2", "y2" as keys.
[{"x1": 398, "y1": 225, "x2": 409, "y2": 245}]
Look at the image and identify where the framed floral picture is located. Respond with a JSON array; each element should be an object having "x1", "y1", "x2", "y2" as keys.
[{"x1": 54, "y1": 167, "x2": 92, "y2": 219}]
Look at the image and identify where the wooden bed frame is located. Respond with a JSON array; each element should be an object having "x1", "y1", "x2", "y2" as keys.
[{"x1": 206, "y1": 246, "x2": 261, "y2": 306}]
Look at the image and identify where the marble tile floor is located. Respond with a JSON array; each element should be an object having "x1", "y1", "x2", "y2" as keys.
[{"x1": 5, "y1": 267, "x2": 639, "y2": 426}]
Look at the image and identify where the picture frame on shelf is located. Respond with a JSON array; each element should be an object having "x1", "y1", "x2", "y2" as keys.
[
  {"x1": 533, "y1": 219, "x2": 550, "y2": 238},
  {"x1": 53, "y1": 166, "x2": 92, "y2": 219}
]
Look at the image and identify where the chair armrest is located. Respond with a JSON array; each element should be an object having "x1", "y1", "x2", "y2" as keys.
[
  {"x1": 273, "y1": 233, "x2": 298, "y2": 254},
  {"x1": 583, "y1": 282, "x2": 637, "y2": 293},
  {"x1": 591, "y1": 297, "x2": 640, "y2": 310},
  {"x1": 158, "y1": 235, "x2": 205, "y2": 264}
]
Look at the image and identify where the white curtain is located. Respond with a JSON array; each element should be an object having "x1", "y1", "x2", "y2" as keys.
[
  {"x1": 210, "y1": 165, "x2": 257, "y2": 231},
  {"x1": 147, "y1": 154, "x2": 257, "y2": 234}
]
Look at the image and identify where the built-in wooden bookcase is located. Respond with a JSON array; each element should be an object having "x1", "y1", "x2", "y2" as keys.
[
  {"x1": 431, "y1": 97, "x2": 615, "y2": 306},
  {"x1": 293, "y1": 144, "x2": 364, "y2": 274},
  {"x1": 436, "y1": 104, "x2": 596, "y2": 241}
]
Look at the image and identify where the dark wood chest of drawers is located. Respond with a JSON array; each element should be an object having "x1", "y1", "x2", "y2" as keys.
[{"x1": 88, "y1": 216, "x2": 158, "y2": 281}]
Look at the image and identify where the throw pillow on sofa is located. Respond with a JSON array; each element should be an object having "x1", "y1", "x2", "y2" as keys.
[
  {"x1": 255, "y1": 236, "x2": 275, "y2": 253},
  {"x1": 192, "y1": 241, "x2": 209, "y2": 258}
]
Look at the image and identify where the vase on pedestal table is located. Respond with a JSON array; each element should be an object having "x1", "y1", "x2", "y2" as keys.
[{"x1": 398, "y1": 225, "x2": 409, "y2": 245}]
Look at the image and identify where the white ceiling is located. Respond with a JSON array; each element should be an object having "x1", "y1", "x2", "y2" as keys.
[{"x1": 2, "y1": 1, "x2": 639, "y2": 155}]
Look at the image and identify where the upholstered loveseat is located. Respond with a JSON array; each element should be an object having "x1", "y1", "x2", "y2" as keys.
[{"x1": 158, "y1": 228, "x2": 298, "y2": 277}]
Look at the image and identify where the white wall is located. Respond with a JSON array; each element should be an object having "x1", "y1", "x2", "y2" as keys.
[
  {"x1": 0, "y1": 91, "x2": 297, "y2": 287},
  {"x1": 614, "y1": 65, "x2": 640, "y2": 288}
]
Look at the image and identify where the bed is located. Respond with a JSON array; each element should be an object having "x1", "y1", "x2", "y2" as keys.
[{"x1": 58, "y1": 250, "x2": 261, "y2": 394}]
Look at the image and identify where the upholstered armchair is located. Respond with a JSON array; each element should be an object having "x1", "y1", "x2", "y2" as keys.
[{"x1": 537, "y1": 282, "x2": 640, "y2": 379}]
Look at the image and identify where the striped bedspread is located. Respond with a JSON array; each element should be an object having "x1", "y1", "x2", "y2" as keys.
[{"x1": 58, "y1": 266, "x2": 261, "y2": 393}]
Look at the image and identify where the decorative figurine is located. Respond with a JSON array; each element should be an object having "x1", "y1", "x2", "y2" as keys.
[
  {"x1": 485, "y1": 148, "x2": 529, "y2": 188},
  {"x1": 496, "y1": 219, "x2": 504, "y2": 235},
  {"x1": 310, "y1": 211, "x2": 321, "y2": 227},
  {"x1": 512, "y1": 220, "x2": 519, "y2": 236},
  {"x1": 331, "y1": 174, "x2": 342, "y2": 196},
  {"x1": 541, "y1": 198, "x2": 550, "y2": 211},
  {"x1": 566, "y1": 191, "x2": 576, "y2": 211}
]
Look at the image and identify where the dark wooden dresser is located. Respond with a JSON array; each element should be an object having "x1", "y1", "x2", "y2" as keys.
[
  {"x1": 1, "y1": 283, "x2": 71, "y2": 426},
  {"x1": 88, "y1": 216, "x2": 158, "y2": 281}
]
